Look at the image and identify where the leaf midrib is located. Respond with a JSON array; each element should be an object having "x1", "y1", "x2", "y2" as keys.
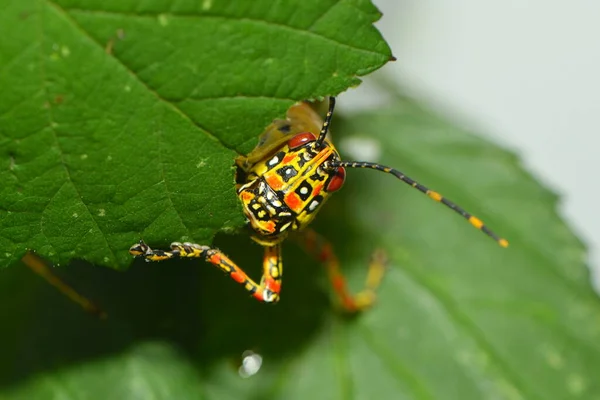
[{"x1": 55, "y1": 2, "x2": 386, "y2": 59}]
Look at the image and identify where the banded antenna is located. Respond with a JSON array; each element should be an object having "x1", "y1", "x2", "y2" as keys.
[
  {"x1": 316, "y1": 96, "x2": 336, "y2": 148},
  {"x1": 321, "y1": 97, "x2": 508, "y2": 247}
]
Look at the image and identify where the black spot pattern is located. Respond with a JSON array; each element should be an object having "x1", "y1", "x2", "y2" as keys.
[
  {"x1": 295, "y1": 150, "x2": 311, "y2": 168},
  {"x1": 266, "y1": 151, "x2": 285, "y2": 170},
  {"x1": 310, "y1": 172, "x2": 325, "y2": 182},
  {"x1": 248, "y1": 199, "x2": 270, "y2": 221},
  {"x1": 304, "y1": 195, "x2": 323, "y2": 214},
  {"x1": 276, "y1": 165, "x2": 298, "y2": 182},
  {"x1": 295, "y1": 180, "x2": 313, "y2": 201}
]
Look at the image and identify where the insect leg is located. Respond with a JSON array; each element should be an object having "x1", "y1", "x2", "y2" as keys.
[
  {"x1": 259, "y1": 244, "x2": 282, "y2": 303},
  {"x1": 22, "y1": 252, "x2": 107, "y2": 318},
  {"x1": 295, "y1": 229, "x2": 387, "y2": 312},
  {"x1": 130, "y1": 240, "x2": 282, "y2": 303}
]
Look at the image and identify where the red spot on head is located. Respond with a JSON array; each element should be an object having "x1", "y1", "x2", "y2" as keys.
[
  {"x1": 326, "y1": 167, "x2": 346, "y2": 192},
  {"x1": 284, "y1": 192, "x2": 302, "y2": 211},
  {"x1": 265, "y1": 173, "x2": 284, "y2": 190},
  {"x1": 282, "y1": 152, "x2": 296, "y2": 164},
  {"x1": 288, "y1": 132, "x2": 317, "y2": 150}
]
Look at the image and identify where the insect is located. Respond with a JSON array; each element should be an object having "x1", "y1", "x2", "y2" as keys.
[{"x1": 130, "y1": 97, "x2": 508, "y2": 312}]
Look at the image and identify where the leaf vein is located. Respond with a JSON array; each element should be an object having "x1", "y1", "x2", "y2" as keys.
[
  {"x1": 0, "y1": 90, "x2": 44, "y2": 121},
  {"x1": 357, "y1": 324, "x2": 435, "y2": 400},
  {"x1": 46, "y1": 0, "x2": 242, "y2": 156},
  {"x1": 38, "y1": 2, "x2": 118, "y2": 265},
  {"x1": 57, "y1": 6, "x2": 387, "y2": 59},
  {"x1": 306, "y1": 0, "x2": 342, "y2": 31},
  {"x1": 392, "y1": 263, "x2": 540, "y2": 399},
  {"x1": 0, "y1": 42, "x2": 38, "y2": 76}
]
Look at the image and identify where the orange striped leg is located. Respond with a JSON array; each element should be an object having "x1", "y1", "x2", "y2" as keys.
[
  {"x1": 259, "y1": 245, "x2": 283, "y2": 302},
  {"x1": 295, "y1": 229, "x2": 387, "y2": 312},
  {"x1": 129, "y1": 240, "x2": 283, "y2": 303},
  {"x1": 22, "y1": 252, "x2": 107, "y2": 318}
]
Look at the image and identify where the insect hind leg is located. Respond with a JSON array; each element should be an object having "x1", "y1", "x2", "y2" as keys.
[
  {"x1": 22, "y1": 252, "x2": 107, "y2": 318},
  {"x1": 294, "y1": 229, "x2": 387, "y2": 312}
]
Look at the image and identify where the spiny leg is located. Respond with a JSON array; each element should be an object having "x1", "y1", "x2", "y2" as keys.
[
  {"x1": 294, "y1": 229, "x2": 387, "y2": 312},
  {"x1": 129, "y1": 240, "x2": 283, "y2": 303},
  {"x1": 22, "y1": 252, "x2": 107, "y2": 318}
]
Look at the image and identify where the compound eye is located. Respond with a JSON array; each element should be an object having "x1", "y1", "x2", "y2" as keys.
[
  {"x1": 288, "y1": 132, "x2": 317, "y2": 150},
  {"x1": 326, "y1": 167, "x2": 346, "y2": 192}
]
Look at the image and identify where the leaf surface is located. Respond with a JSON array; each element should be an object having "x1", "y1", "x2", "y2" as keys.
[{"x1": 0, "y1": 0, "x2": 391, "y2": 269}]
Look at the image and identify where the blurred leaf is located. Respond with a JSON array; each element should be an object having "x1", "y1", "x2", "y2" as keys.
[
  {"x1": 3, "y1": 89, "x2": 599, "y2": 398},
  {"x1": 326, "y1": 93, "x2": 600, "y2": 399},
  {"x1": 0, "y1": 0, "x2": 391, "y2": 269}
]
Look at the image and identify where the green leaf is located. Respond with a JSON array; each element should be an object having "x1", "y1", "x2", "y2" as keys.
[
  {"x1": 0, "y1": 0, "x2": 391, "y2": 269},
  {"x1": 328, "y1": 94, "x2": 600, "y2": 399},
  {"x1": 2, "y1": 90, "x2": 599, "y2": 398}
]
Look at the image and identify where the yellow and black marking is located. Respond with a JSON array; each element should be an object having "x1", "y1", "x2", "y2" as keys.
[
  {"x1": 129, "y1": 96, "x2": 508, "y2": 311},
  {"x1": 130, "y1": 240, "x2": 283, "y2": 303}
]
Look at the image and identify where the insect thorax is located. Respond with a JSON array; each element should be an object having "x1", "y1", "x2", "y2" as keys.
[{"x1": 237, "y1": 141, "x2": 341, "y2": 246}]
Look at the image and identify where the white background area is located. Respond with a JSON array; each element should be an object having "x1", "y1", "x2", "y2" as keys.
[{"x1": 345, "y1": 1, "x2": 600, "y2": 290}]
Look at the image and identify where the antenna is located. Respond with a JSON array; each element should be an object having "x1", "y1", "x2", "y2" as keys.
[
  {"x1": 328, "y1": 160, "x2": 509, "y2": 247},
  {"x1": 316, "y1": 97, "x2": 336, "y2": 147}
]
